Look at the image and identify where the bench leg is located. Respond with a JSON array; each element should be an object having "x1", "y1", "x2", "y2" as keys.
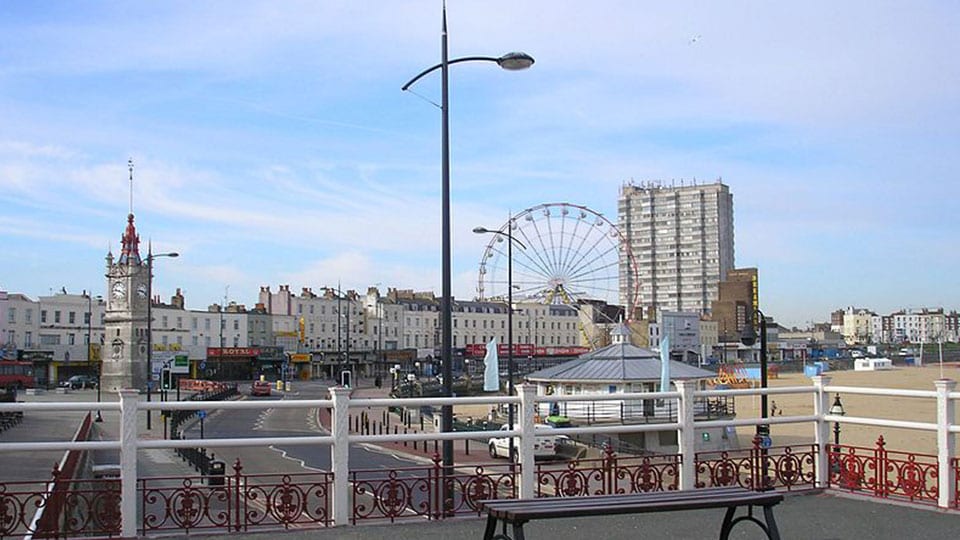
[
  {"x1": 763, "y1": 504, "x2": 782, "y2": 540},
  {"x1": 719, "y1": 505, "x2": 780, "y2": 540},
  {"x1": 719, "y1": 507, "x2": 736, "y2": 540},
  {"x1": 512, "y1": 521, "x2": 526, "y2": 540},
  {"x1": 483, "y1": 515, "x2": 498, "y2": 540}
]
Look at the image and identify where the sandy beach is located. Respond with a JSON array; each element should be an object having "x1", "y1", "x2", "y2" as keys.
[
  {"x1": 733, "y1": 364, "x2": 959, "y2": 456},
  {"x1": 453, "y1": 364, "x2": 959, "y2": 456}
]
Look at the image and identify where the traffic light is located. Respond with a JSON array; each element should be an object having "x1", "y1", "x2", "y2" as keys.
[
  {"x1": 161, "y1": 368, "x2": 172, "y2": 390},
  {"x1": 341, "y1": 370, "x2": 352, "y2": 388}
]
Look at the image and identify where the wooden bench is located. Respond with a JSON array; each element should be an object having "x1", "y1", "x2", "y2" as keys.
[{"x1": 478, "y1": 486, "x2": 783, "y2": 540}]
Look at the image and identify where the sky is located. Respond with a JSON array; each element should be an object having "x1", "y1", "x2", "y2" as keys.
[{"x1": 1, "y1": 1, "x2": 958, "y2": 329}]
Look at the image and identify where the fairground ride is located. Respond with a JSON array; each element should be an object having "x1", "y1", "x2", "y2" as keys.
[{"x1": 476, "y1": 203, "x2": 641, "y2": 348}]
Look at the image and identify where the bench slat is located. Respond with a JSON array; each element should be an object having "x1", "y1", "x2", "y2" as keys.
[{"x1": 479, "y1": 488, "x2": 782, "y2": 522}]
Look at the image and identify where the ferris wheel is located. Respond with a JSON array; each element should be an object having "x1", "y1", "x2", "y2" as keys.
[{"x1": 476, "y1": 202, "x2": 639, "y2": 317}]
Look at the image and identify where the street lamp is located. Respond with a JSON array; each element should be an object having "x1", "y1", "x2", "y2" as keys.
[
  {"x1": 740, "y1": 309, "x2": 769, "y2": 436},
  {"x1": 87, "y1": 292, "x2": 104, "y2": 422},
  {"x1": 402, "y1": 3, "x2": 533, "y2": 483},
  {"x1": 474, "y1": 222, "x2": 527, "y2": 462},
  {"x1": 830, "y1": 394, "x2": 845, "y2": 447},
  {"x1": 740, "y1": 308, "x2": 770, "y2": 489},
  {"x1": 146, "y1": 250, "x2": 179, "y2": 431}
]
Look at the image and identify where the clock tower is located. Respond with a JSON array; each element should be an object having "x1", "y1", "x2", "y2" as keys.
[{"x1": 102, "y1": 213, "x2": 151, "y2": 392}]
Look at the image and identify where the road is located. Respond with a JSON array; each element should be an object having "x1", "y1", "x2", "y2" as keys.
[{"x1": 180, "y1": 380, "x2": 427, "y2": 476}]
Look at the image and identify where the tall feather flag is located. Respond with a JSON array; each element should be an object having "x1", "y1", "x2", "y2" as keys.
[
  {"x1": 660, "y1": 335, "x2": 671, "y2": 392},
  {"x1": 483, "y1": 337, "x2": 500, "y2": 392}
]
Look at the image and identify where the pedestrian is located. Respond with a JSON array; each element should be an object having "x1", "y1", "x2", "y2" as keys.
[{"x1": 770, "y1": 401, "x2": 779, "y2": 417}]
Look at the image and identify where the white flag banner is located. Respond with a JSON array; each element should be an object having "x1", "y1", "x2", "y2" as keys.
[
  {"x1": 660, "y1": 335, "x2": 671, "y2": 392},
  {"x1": 483, "y1": 337, "x2": 500, "y2": 392}
]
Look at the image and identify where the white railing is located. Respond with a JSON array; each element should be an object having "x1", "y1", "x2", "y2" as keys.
[{"x1": 0, "y1": 375, "x2": 957, "y2": 536}]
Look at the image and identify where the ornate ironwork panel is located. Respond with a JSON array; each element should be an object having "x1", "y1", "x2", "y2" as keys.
[
  {"x1": 536, "y1": 447, "x2": 680, "y2": 497},
  {"x1": 696, "y1": 444, "x2": 817, "y2": 492},
  {"x1": 350, "y1": 455, "x2": 516, "y2": 523},
  {"x1": 829, "y1": 436, "x2": 939, "y2": 506},
  {"x1": 140, "y1": 462, "x2": 332, "y2": 534},
  {"x1": 0, "y1": 473, "x2": 121, "y2": 538}
]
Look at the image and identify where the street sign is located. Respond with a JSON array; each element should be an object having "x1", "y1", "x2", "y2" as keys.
[
  {"x1": 200, "y1": 361, "x2": 207, "y2": 370},
  {"x1": 759, "y1": 435, "x2": 772, "y2": 449},
  {"x1": 198, "y1": 410, "x2": 207, "y2": 419}
]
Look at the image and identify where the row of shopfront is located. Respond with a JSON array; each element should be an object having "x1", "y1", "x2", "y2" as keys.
[{"x1": 8, "y1": 344, "x2": 592, "y2": 389}]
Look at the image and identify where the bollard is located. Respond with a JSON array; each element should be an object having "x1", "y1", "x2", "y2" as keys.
[
  {"x1": 420, "y1": 416, "x2": 424, "y2": 430},
  {"x1": 465, "y1": 439, "x2": 469, "y2": 455},
  {"x1": 403, "y1": 427, "x2": 408, "y2": 446}
]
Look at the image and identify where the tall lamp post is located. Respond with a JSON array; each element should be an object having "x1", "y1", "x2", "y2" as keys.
[
  {"x1": 402, "y1": 4, "x2": 534, "y2": 484},
  {"x1": 146, "y1": 250, "x2": 179, "y2": 430},
  {"x1": 474, "y1": 221, "x2": 527, "y2": 461}
]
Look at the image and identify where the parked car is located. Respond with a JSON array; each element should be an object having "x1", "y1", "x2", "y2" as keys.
[
  {"x1": 251, "y1": 380, "x2": 272, "y2": 397},
  {"x1": 60, "y1": 375, "x2": 98, "y2": 390},
  {"x1": 488, "y1": 423, "x2": 559, "y2": 461}
]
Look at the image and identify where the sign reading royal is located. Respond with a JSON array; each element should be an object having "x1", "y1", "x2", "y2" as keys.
[{"x1": 207, "y1": 347, "x2": 261, "y2": 358}]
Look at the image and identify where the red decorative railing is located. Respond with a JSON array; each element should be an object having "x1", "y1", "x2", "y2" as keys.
[
  {"x1": 829, "y1": 436, "x2": 939, "y2": 506},
  {"x1": 536, "y1": 446, "x2": 680, "y2": 496},
  {"x1": 0, "y1": 440, "x2": 950, "y2": 537},
  {"x1": 953, "y1": 457, "x2": 959, "y2": 509},
  {"x1": 140, "y1": 460, "x2": 332, "y2": 534},
  {"x1": 0, "y1": 473, "x2": 121, "y2": 539},
  {"x1": 695, "y1": 443, "x2": 818, "y2": 492},
  {"x1": 350, "y1": 454, "x2": 516, "y2": 523}
]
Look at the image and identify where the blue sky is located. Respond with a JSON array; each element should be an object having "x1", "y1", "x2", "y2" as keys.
[{"x1": 1, "y1": 1, "x2": 958, "y2": 328}]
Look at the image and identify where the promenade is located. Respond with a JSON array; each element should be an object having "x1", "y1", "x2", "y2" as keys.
[
  {"x1": 3, "y1": 377, "x2": 960, "y2": 539},
  {"x1": 168, "y1": 492, "x2": 960, "y2": 540}
]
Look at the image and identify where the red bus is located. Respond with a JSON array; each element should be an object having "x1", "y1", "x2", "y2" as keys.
[{"x1": 0, "y1": 361, "x2": 35, "y2": 389}]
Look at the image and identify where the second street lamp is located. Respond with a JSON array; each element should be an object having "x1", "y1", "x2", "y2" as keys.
[
  {"x1": 145, "y1": 250, "x2": 179, "y2": 431},
  {"x1": 830, "y1": 394, "x2": 845, "y2": 447},
  {"x1": 402, "y1": 3, "x2": 533, "y2": 491},
  {"x1": 740, "y1": 309, "x2": 769, "y2": 437},
  {"x1": 474, "y1": 221, "x2": 527, "y2": 463},
  {"x1": 740, "y1": 308, "x2": 770, "y2": 489}
]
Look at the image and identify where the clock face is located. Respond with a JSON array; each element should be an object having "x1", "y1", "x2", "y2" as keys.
[
  {"x1": 112, "y1": 282, "x2": 126, "y2": 300},
  {"x1": 137, "y1": 284, "x2": 148, "y2": 298}
]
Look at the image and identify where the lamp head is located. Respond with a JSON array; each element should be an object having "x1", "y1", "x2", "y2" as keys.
[
  {"x1": 740, "y1": 324, "x2": 758, "y2": 347},
  {"x1": 473, "y1": 226, "x2": 491, "y2": 234},
  {"x1": 497, "y1": 52, "x2": 535, "y2": 70},
  {"x1": 830, "y1": 394, "x2": 845, "y2": 416}
]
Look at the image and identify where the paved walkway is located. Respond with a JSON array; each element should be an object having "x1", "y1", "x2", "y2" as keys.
[{"x1": 168, "y1": 491, "x2": 960, "y2": 540}]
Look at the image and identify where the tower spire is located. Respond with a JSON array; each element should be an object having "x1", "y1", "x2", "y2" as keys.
[
  {"x1": 128, "y1": 158, "x2": 134, "y2": 216},
  {"x1": 119, "y1": 159, "x2": 141, "y2": 264}
]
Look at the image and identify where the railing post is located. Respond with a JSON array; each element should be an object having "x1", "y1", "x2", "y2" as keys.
[
  {"x1": 676, "y1": 379, "x2": 697, "y2": 491},
  {"x1": 118, "y1": 389, "x2": 139, "y2": 538},
  {"x1": 812, "y1": 375, "x2": 832, "y2": 488},
  {"x1": 934, "y1": 378, "x2": 956, "y2": 509},
  {"x1": 330, "y1": 386, "x2": 352, "y2": 526},
  {"x1": 518, "y1": 383, "x2": 536, "y2": 499}
]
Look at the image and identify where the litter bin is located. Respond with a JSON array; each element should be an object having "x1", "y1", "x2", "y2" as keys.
[{"x1": 208, "y1": 460, "x2": 226, "y2": 486}]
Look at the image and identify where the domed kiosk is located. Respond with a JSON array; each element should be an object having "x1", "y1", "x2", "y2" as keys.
[{"x1": 525, "y1": 325, "x2": 736, "y2": 453}]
